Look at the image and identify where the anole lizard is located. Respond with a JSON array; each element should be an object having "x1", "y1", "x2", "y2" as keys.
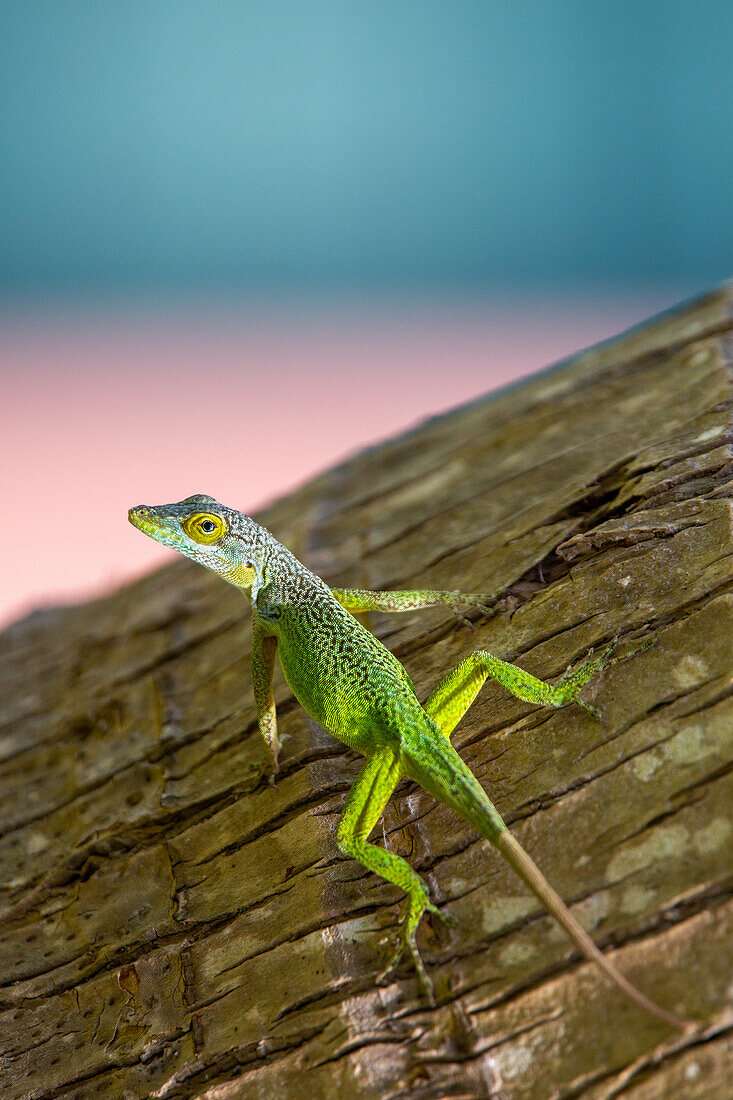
[{"x1": 129, "y1": 495, "x2": 691, "y2": 1029}]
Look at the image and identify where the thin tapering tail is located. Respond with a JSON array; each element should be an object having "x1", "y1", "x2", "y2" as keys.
[
  {"x1": 493, "y1": 830, "x2": 693, "y2": 1031},
  {"x1": 402, "y1": 729, "x2": 693, "y2": 1029}
]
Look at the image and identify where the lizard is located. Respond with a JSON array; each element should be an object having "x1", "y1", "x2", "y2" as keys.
[{"x1": 129, "y1": 494, "x2": 691, "y2": 1030}]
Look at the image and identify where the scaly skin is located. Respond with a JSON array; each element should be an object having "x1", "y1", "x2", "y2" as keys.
[{"x1": 129, "y1": 495, "x2": 692, "y2": 1029}]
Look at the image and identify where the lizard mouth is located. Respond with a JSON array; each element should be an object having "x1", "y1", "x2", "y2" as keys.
[{"x1": 128, "y1": 505, "x2": 165, "y2": 540}]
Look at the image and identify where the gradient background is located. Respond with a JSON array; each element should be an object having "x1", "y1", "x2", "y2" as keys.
[{"x1": 2, "y1": 2, "x2": 732, "y2": 627}]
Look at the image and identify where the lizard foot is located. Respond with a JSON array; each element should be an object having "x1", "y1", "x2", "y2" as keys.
[
  {"x1": 449, "y1": 593, "x2": 499, "y2": 628},
  {"x1": 377, "y1": 893, "x2": 453, "y2": 1004},
  {"x1": 552, "y1": 633, "x2": 658, "y2": 715}
]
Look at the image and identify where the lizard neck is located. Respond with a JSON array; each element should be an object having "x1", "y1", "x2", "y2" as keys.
[
  {"x1": 256, "y1": 530, "x2": 332, "y2": 609},
  {"x1": 221, "y1": 519, "x2": 274, "y2": 600}
]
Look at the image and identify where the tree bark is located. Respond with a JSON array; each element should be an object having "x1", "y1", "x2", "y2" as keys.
[{"x1": 2, "y1": 286, "x2": 732, "y2": 1100}]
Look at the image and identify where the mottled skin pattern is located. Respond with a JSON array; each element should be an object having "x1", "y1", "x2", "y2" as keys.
[{"x1": 129, "y1": 495, "x2": 691, "y2": 1029}]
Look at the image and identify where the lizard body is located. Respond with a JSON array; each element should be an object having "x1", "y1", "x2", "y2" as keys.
[{"x1": 129, "y1": 495, "x2": 690, "y2": 1029}]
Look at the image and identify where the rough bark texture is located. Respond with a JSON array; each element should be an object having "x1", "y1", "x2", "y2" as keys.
[{"x1": 2, "y1": 287, "x2": 732, "y2": 1100}]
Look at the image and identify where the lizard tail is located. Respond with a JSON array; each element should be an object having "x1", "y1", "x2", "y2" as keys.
[
  {"x1": 492, "y1": 829, "x2": 693, "y2": 1031},
  {"x1": 400, "y1": 729, "x2": 693, "y2": 1030}
]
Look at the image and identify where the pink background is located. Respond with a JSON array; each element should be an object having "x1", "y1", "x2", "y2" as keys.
[{"x1": 2, "y1": 290, "x2": 681, "y2": 628}]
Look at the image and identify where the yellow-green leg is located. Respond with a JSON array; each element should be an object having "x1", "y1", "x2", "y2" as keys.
[
  {"x1": 251, "y1": 611, "x2": 280, "y2": 775},
  {"x1": 331, "y1": 587, "x2": 495, "y2": 623},
  {"x1": 424, "y1": 636, "x2": 653, "y2": 737},
  {"x1": 336, "y1": 746, "x2": 447, "y2": 1000}
]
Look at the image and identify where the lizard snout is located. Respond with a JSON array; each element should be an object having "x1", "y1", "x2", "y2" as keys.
[{"x1": 128, "y1": 505, "x2": 155, "y2": 531}]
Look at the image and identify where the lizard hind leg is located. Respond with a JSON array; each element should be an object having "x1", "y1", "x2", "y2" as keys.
[
  {"x1": 424, "y1": 637, "x2": 655, "y2": 738},
  {"x1": 335, "y1": 746, "x2": 446, "y2": 1002}
]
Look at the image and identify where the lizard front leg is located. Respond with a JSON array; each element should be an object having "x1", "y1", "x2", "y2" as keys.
[
  {"x1": 331, "y1": 587, "x2": 496, "y2": 624},
  {"x1": 423, "y1": 635, "x2": 656, "y2": 737},
  {"x1": 251, "y1": 610, "x2": 280, "y2": 778}
]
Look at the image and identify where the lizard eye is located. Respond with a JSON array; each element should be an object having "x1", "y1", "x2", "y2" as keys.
[{"x1": 182, "y1": 512, "x2": 227, "y2": 544}]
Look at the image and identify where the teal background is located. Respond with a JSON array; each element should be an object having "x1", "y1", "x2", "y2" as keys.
[
  {"x1": 1, "y1": 1, "x2": 731, "y2": 297},
  {"x1": 2, "y1": 2, "x2": 731, "y2": 627}
]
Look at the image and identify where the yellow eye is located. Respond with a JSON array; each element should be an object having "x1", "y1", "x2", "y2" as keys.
[{"x1": 182, "y1": 512, "x2": 226, "y2": 544}]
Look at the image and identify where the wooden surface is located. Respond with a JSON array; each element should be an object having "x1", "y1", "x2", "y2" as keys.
[{"x1": 1, "y1": 287, "x2": 732, "y2": 1099}]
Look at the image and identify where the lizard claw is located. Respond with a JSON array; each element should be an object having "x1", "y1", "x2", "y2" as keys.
[
  {"x1": 454, "y1": 610, "x2": 476, "y2": 630},
  {"x1": 265, "y1": 751, "x2": 280, "y2": 787},
  {"x1": 576, "y1": 699, "x2": 604, "y2": 723},
  {"x1": 377, "y1": 894, "x2": 452, "y2": 1003},
  {"x1": 265, "y1": 733, "x2": 292, "y2": 786},
  {"x1": 450, "y1": 593, "x2": 498, "y2": 626},
  {"x1": 430, "y1": 904, "x2": 458, "y2": 927},
  {"x1": 376, "y1": 935, "x2": 404, "y2": 987}
]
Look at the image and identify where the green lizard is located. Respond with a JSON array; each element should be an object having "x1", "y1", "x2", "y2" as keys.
[{"x1": 129, "y1": 495, "x2": 690, "y2": 1030}]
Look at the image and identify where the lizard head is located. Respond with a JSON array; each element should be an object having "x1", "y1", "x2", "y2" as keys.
[{"x1": 128, "y1": 495, "x2": 260, "y2": 590}]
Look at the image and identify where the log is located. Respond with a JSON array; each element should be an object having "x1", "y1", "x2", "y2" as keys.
[{"x1": 2, "y1": 286, "x2": 732, "y2": 1100}]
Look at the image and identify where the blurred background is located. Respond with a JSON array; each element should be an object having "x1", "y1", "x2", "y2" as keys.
[{"x1": 2, "y1": 1, "x2": 732, "y2": 627}]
